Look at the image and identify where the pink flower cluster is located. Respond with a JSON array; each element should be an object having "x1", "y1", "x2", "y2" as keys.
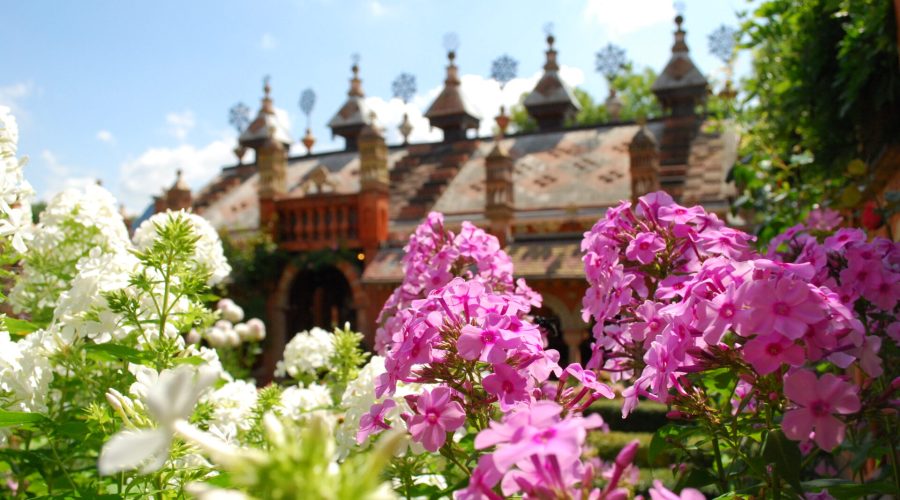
[
  {"x1": 581, "y1": 193, "x2": 898, "y2": 451},
  {"x1": 463, "y1": 401, "x2": 606, "y2": 499},
  {"x1": 375, "y1": 212, "x2": 540, "y2": 353}
]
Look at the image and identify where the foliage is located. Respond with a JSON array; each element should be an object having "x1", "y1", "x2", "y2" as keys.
[{"x1": 733, "y1": 0, "x2": 900, "y2": 242}]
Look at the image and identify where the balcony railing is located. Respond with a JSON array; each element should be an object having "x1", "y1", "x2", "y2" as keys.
[{"x1": 274, "y1": 194, "x2": 360, "y2": 251}]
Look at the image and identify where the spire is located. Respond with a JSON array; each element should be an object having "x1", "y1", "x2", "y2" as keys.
[
  {"x1": 164, "y1": 168, "x2": 193, "y2": 211},
  {"x1": 238, "y1": 77, "x2": 293, "y2": 150},
  {"x1": 651, "y1": 15, "x2": 708, "y2": 117},
  {"x1": 328, "y1": 56, "x2": 372, "y2": 151},
  {"x1": 524, "y1": 32, "x2": 581, "y2": 131},
  {"x1": 424, "y1": 48, "x2": 480, "y2": 143}
]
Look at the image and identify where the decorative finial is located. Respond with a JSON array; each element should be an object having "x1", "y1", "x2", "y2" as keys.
[
  {"x1": 228, "y1": 102, "x2": 250, "y2": 133},
  {"x1": 443, "y1": 32, "x2": 459, "y2": 59},
  {"x1": 544, "y1": 22, "x2": 555, "y2": 47},
  {"x1": 176, "y1": 168, "x2": 183, "y2": 178},
  {"x1": 302, "y1": 128, "x2": 315, "y2": 155},
  {"x1": 392, "y1": 72, "x2": 417, "y2": 104},
  {"x1": 399, "y1": 113, "x2": 413, "y2": 145},
  {"x1": 491, "y1": 54, "x2": 518, "y2": 90},
  {"x1": 708, "y1": 24, "x2": 737, "y2": 65},
  {"x1": 595, "y1": 43, "x2": 627, "y2": 82},
  {"x1": 351, "y1": 53, "x2": 360, "y2": 74},
  {"x1": 299, "y1": 88, "x2": 316, "y2": 129},
  {"x1": 263, "y1": 75, "x2": 271, "y2": 96}
]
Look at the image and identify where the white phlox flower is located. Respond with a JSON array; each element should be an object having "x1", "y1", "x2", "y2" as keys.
[
  {"x1": 132, "y1": 211, "x2": 231, "y2": 286},
  {"x1": 98, "y1": 364, "x2": 223, "y2": 475},
  {"x1": 275, "y1": 327, "x2": 335, "y2": 379}
]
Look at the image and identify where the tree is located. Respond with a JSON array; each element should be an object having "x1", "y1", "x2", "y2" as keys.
[{"x1": 733, "y1": 0, "x2": 900, "y2": 241}]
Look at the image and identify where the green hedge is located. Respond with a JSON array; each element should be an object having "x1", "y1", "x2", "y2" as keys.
[{"x1": 586, "y1": 399, "x2": 670, "y2": 433}]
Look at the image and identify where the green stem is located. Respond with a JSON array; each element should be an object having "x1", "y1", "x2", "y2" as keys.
[{"x1": 711, "y1": 434, "x2": 728, "y2": 493}]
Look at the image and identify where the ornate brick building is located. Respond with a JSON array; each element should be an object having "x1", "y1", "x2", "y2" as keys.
[{"x1": 153, "y1": 17, "x2": 738, "y2": 379}]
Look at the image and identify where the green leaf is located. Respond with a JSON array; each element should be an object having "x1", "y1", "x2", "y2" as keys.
[
  {"x1": 83, "y1": 343, "x2": 151, "y2": 363},
  {"x1": 761, "y1": 429, "x2": 803, "y2": 493},
  {"x1": 0, "y1": 410, "x2": 48, "y2": 428},
  {"x1": 801, "y1": 479, "x2": 896, "y2": 499},
  {"x1": 172, "y1": 356, "x2": 206, "y2": 366},
  {"x1": 3, "y1": 317, "x2": 40, "y2": 337}
]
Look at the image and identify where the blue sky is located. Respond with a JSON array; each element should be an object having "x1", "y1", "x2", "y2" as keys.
[{"x1": 1, "y1": 0, "x2": 751, "y2": 213}]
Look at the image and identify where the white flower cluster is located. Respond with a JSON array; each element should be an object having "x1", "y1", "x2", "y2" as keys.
[
  {"x1": 334, "y1": 356, "x2": 424, "y2": 458},
  {"x1": 133, "y1": 211, "x2": 231, "y2": 286},
  {"x1": 9, "y1": 183, "x2": 130, "y2": 315},
  {"x1": 202, "y1": 380, "x2": 259, "y2": 439},
  {"x1": 279, "y1": 383, "x2": 333, "y2": 422},
  {"x1": 0, "y1": 106, "x2": 33, "y2": 254},
  {"x1": 0, "y1": 326, "x2": 53, "y2": 413},
  {"x1": 198, "y1": 300, "x2": 266, "y2": 349},
  {"x1": 275, "y1": 327, "x2": 335, "y2": 379}
]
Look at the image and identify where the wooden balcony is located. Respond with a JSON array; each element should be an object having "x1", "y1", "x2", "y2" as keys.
[{"x1": 274, "y1": 194, "x2": 360, "y2": 251}]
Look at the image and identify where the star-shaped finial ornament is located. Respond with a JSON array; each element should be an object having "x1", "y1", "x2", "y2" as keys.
[
  {"x1": 392, "y1": 73, "x2": 417, "y2": 104},
  {"x1": 228, "y1": 102, "x2": 250, "y2": 133},
  {"x1": 490, "y1": 55, "x2": 518, "y2": 89}
]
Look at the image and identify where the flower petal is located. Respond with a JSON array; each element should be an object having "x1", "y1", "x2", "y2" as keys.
[{"x1": 98, "y1": 428, "x2": 171, "y2": 475}]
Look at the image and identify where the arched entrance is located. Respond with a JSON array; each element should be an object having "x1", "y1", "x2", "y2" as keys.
[
  {"x1": 286, "y1": 265, "x2": 356, "y2": 335},
  {"x1": 257, "y1": 260, "x2": 370, "y2": 383}
]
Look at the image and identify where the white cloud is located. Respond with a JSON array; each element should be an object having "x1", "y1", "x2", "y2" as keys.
[
  {"x1": 369, "y1": 0, "x2": 386, "y2": 16},
  {"x1": 583, "y1": 0, "x2": 675, "y2": 39},
  {"x1": 0, "y1": 82, "x2": 35, "y2": 120},
  {"x1": 37, "y1": 150, "x2": 98, "y2": 200},
  {"x1": 259, "y1": 33, "x2": 278, "y2": 50},
  {"x1": 96, "y1": 130, "x2": 114, "y2": 143},
  {"x1": 118, "y1": 138, "x2": 235, "y2": 212},
  {"x1": 363, "y1": 65, "x2": 585, "y2": 143},
  {"x1": 165, "y1": 110, "x2": 195, "y2": 141}
]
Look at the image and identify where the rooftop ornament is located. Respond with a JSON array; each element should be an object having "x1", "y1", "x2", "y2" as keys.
[
  {"x1": 299, "y1": 88, "x2": 316, "y2": 154},
  {"x1": 392, "y1": 72, "x2": 417, "y2": 144},
  {"x1": 490, "y1": 54, "x2": 518, "y2": 136},
  {"x1": 595, "y1": 43, "x2": 627, "y2": 122},
  {"x1": 708, "y1": 24, "x2": 738, "y2": 100},
  {"x1": 228, "y1": 102, "x2": 250, "y2": 164}
]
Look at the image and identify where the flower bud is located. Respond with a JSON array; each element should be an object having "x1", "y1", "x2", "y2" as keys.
[
  {"x1": 234, "y1": 323, "x2": 252, "y2": 341},
  {"x1": 614, "y1": 440, "x2": 640, "y2": 468},
  {"x1": 246, "y1": 318, "x2": 266, "y2": 341},
  {"x1": 185, "y1": 328, "x2": 201, "y2": 345}
]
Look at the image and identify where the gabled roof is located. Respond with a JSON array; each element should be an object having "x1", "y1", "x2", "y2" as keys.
[
  {"x1": 328, "y1": 63, "x2": 372, "y2": 133},
  {"x1": 523, "y1": 35, "x2": 581, "y2": 113},
  {"x1": 238, "y1": 81, "x2": 293, "y2": 147},
  {"x1": 424, "y1": 52, "x2": 480, "y2": 122},
  {"x1": 651, "y1": 16, "x2": 708, "y2": 94}
]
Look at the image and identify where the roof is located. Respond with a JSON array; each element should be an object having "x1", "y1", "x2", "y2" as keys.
[
  {"x1": 197, "y1": 118, "x2": 736, "y2": 238},
  {"x1": 424, "y1": 52, "x2": 480, "y2": 122},
  {"x1": 361, "y1": 238, "x2": 585, "y2": 284},
  {"x1": 239, "y1": 108, "x2": 293, "y2": 147},
  {"x1": 523, "y1": 36, "x2": 581, "y2": 112},
  {"x1": 652, "y1": 17, "x2": 708, "y2": 94}
]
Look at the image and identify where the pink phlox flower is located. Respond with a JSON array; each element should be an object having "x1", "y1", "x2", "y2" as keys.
[
  {"x1": 636, "y1": 191, "x2": 674, "y2": 219},
  {"x1": 648, "y1": 480, "x2": 706, "y2": 500},
  {"x1": 483, "y1": 363, "x2": 530, "y2": 410},
  {"x1": 457, "y1": 314, "x2": 519, "y2": 363},
  {"x1": 766, "y1": 223, "x2": 805, "y2": 257},
  {"x1": 805, "y1": 207, "x2": 842, "y2": 231},
  {"x1": 626, "y1": 231, "x2": 666, "y2": 265},
  {"x1": 852, "y1": 335, "x2": 883, "y2": 377},
  {"x1": 782, "y1": 370, "x2": 860, "y2": 451},
  {"x1": 627, "y1": 300, "x2": 667, "y2": 345},
  {"x1": 407, "y1": 386, "x2": 466, "y2": 452},
  {"x1": 736, "y1": 277, "x2": 825, "y2": 339},
  {"x1": 823, "y1": 228, "x2": 866, "y2": 252},
  {"x1": 655, "y1": 274, "x2": 691, "y2": 300},
  {"x1": 698, "y1": 283, "x2": 739, "y2": 344},
  {"x1": 839, "y1": 254, "x2": 881, "y2": 294},
  {"x1": 742, "y1": 333, "x2": 805, "y2": 375},
  {"x1": 563, "y1": 363, "x2": 615, "y2": 400},
  {"x1": 658, "y1": 203, "x2": 705, "y2": 226},
  {"x1": 357, "y1": 399, "x2": 396, "y2": 444},
  {"x1": 454, "y1": 455, "x2": 503, "y2": 500},
  {"x1": 862, "y1": 270, "x2": 900, "y2": 311}
]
